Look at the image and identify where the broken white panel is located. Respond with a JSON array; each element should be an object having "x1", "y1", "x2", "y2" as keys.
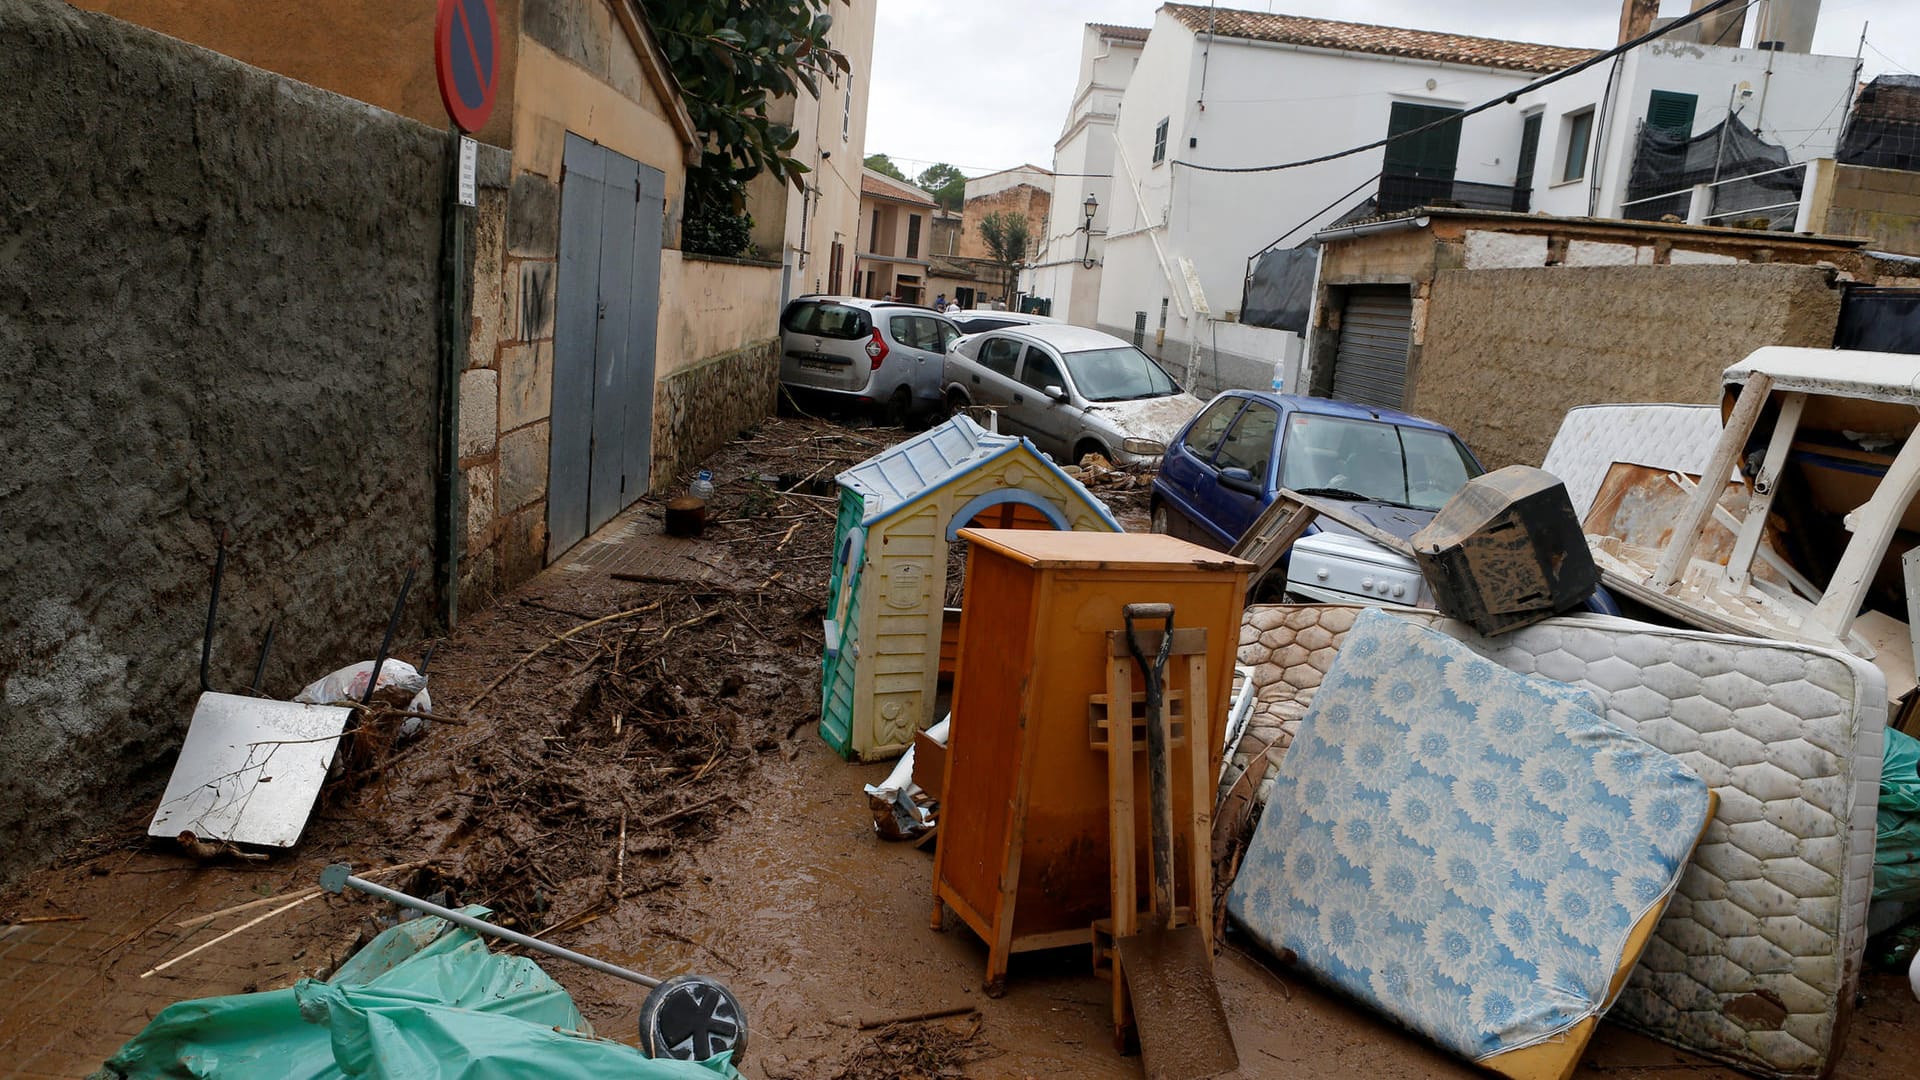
[
  {"x1": 149, "y1": 692, "x2": 354, "y2": 848},
  {"x1": 1179, "y1": 256, "x2": 1211, "y2": 317}
]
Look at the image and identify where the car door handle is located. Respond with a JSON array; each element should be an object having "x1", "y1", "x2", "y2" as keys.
[{"x1": 1013, "y1": 393, "x2": 1025, "y2": 404}]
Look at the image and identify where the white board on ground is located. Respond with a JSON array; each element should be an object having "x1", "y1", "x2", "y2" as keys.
[{"x1": 148, "y1": 691, "x2": 354, "y2": 848}]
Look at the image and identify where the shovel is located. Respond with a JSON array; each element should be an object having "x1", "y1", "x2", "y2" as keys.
[{"x1": 1117, "y1": 603, "x2": 1240, "y2": 1080}]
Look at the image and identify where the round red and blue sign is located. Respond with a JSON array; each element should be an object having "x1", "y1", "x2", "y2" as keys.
[{"x1": 435, "y1": 0, "x2": 498, "y2": 133}]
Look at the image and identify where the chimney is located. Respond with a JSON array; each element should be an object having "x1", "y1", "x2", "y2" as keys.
[
  {"x1": 1618, "y1": 0, "x2": 1659, "y2": 45},
  {"x1": 1693, "y1": 0, "x2": 1749, "y2": 48},
  {"x1": 1755, "y1": 0, "x2": 1821, "y2": 53}
]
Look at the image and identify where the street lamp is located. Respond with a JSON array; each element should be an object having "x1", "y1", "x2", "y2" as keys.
[{"x1": 1081, "y1": 193, "x2": 1100, "y2": 269}]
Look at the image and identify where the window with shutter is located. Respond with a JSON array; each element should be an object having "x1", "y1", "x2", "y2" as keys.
[
  {"x1": 1153, "y1": 118, "x2": 1168, "y2": 165},
  {"x1": 1646, "y1": 90, "x2": 1698, "y2": 136}
]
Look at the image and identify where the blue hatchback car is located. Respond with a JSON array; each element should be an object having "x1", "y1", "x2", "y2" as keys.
[{"x1": 1149, "y1": 390, "x2": 1485, "y2": 552}]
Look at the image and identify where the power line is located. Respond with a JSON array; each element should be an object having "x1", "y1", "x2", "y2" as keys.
[
  {"x1": 1172, "y1": 0, "x2": 1750, "y2": 176},
  {"x1": 1864, "y1": 38, "x2": 1915, "y2": 75}
]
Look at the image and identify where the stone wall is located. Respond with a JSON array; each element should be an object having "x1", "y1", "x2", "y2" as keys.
[
  {"x1": 958, "y1": 183, "x2": 1051, "y2": 262},
  {"x1": 0, "y1": 0, "x2": 449, "y2": 883},
  {"x1": 653, "y1": 339, "x2": 781, "y2": 489},
  {"x1": 1413, "y1": 264, "x2": 1842, "y2": 469},
  {"x1": 1824, "y1": 164, "x2": 1920, "y2": 258}
]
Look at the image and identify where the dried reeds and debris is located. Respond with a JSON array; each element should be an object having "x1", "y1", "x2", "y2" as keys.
[
  {"x1": 377, "y1": 418, "x2": 906, "y2": 932},
  {"x1": 1064, "y1": 453, "x2": 1154, "y2": 528}
]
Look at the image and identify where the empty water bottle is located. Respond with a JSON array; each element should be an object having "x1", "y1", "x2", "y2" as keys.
[{"x1": 689, "y1": 469, "x2": 714, "y2": 501}]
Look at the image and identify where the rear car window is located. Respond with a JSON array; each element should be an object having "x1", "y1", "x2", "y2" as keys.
[
  {"x1": 1213, "y1": 403, "x2": 1279, "y2": 476},
  {"x1": 783, "y1": 301, "x2": 871, "y2": 340},
  {"x1": 1182, "y1": 398, "x2": 1244, "y2": 461},
  {"x1": 978, "y1": 337, "x2": 1022, "y2": 377},
  {"x1": 1019, "y1": 348, "x2": 1065, "y2": 391},
  {"x1": 957, "y1": 317, "x2": 1018, "y2": 334},
  {"x1": 888, "y1": 315, "x2": 943, "y2": 351}
]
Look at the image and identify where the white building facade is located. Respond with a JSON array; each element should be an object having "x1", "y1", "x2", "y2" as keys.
[
  {"x1": 1059, "y1": 2, "x2": 1858, "y2": 400},
  {"x1": 1025, "y1": 23, "x2": 1146, "y2": 328}
]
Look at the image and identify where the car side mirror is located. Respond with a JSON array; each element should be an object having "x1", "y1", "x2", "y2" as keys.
[
  {"x1": 1218, "y1": 467, "x2": 1261, "y2": 495},
  {"x1": 1044, "y1": 384, "x2": 1068, "y2": 402}
]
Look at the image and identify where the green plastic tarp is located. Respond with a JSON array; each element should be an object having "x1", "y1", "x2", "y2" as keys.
[
  {"x1": 92, "y1": 909, "x2": 740, "y2": 1080},
  {"x1": 1878, "y1": 727, "x2": 1920, "y2": 904}
]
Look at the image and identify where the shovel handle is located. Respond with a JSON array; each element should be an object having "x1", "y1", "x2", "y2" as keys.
[{"x1": 1121, "y1": 603, "x2": 1178, "y2": 922}]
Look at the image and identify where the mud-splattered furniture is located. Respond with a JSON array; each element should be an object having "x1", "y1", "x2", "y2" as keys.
[
  {"x1": 933, "y1": 529, "x2": 1249, "y2": 994},
  {"x1": 818, "y1": 415, "x2": 1119, "y2": 761}
]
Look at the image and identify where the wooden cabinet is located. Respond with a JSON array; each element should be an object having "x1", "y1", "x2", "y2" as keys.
[{"x1": 931, "y1": 529, "x2": 1250, "y2": 992}]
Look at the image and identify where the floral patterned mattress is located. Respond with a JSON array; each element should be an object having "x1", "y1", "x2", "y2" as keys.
[
  {"x1": 1226, "y1": 609, "x2": 1713, "y2": 1067},
  {"x1": 1232, "y1": 605, "x2": 1887, "y2": 1077}
]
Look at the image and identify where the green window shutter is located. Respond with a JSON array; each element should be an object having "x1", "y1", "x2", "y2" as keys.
[
  {"x1": 1385, "y1": 102, "x2": 1464, "y2": 179},
  {"x1": 1647, "y1": 90, "x2": 1698, "y2": 136}
]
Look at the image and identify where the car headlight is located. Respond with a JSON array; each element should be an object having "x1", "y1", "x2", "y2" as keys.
[{"x1": 1121, "y1": 438, "x2": 1166, "y2": 456}]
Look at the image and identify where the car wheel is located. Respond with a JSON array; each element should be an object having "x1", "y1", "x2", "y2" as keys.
[
  {"x1": 881, "y1": 388, "x2": 912, "y2": 428},
  {"x1": 946, "y1": 389, "x2": 971, "y2": 420},
  {"x1": 1150, "y1": 502, "x2": 1170, "y2": 535},
  {"x1": 1074, "y1": 439, "x2": 1110, "y2": 467}
]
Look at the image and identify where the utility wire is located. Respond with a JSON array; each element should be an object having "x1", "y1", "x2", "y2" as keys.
[{"x1": 1173, "y1": 0, "x2": 1749, "y2": 175}]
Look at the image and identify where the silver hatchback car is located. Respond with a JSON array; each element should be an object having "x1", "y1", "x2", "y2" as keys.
[
  {"x1": 779, "y1": 297, "x2": 958, "y2": 424},
  {"x1": 943, "y1": 324, "x2": 1203, "y2": 465}
]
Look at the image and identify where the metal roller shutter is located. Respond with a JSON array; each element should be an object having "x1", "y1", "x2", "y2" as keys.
[{"x1": 1330, "y1": 289, "x2": 1413, "y2": 410}]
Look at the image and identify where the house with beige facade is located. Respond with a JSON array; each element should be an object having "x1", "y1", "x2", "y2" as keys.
[{"x1": 854, "y1": 168, "x2": 937, "y2": 302}]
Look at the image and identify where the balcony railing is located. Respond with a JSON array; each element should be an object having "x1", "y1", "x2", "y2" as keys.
[{"x1": 1378, "y1": 174, "x2": 1529, "y2": 216}]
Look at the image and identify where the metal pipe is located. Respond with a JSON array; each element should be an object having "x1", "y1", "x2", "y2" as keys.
[
  {"x1": 320, "y1": 864, "x2": 659, "y2": 988},
  {"x1": 1312, "y1": 214, "x2": 1431, "y2": 242},
  {"x1": 361, "y1": 565, "x2": 417, "y2": 707},
  {"x1": 250, "y1": 620, "x2": 276, "y2": 696},
  {"x1": 200, "y1": 528, "x2": 228, "y2": 694}
]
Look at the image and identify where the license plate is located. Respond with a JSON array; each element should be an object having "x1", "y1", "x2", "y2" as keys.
[{"x1": 800, "y1": 358, "x2": 837, "y2": 371}]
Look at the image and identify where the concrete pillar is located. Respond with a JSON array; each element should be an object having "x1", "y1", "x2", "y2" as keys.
[
  {"x1": 1618, "y1": 0, "x2": 1660, "y2": 44},
  {"x1": 1694, "y1": 0, "x2": 1749, "y2": 48},
  {"x1": 1686, "y1": 184, "x2": 1713, "y2": 225},
  {"x1": 1795, "y1": 158, "x2": 1837, "y2": 234}
]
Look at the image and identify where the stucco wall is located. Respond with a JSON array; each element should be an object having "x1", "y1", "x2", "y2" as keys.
[
  {"x1": 72, "y1": 0, "x2": 522, "y2": 149},
  {"x1": 1413, "y1": 264, "x2": 1842, "y2": 469},
  {"x1": 0, "y1": 0, "x2": 448, "y2": 883},
  {"x1": 656, "y1": 253, "x2": 782, "y2": 381}
]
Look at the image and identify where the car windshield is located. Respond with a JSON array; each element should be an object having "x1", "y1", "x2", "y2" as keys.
[
  {"x1": 1280, "y1": 414, "x2": 1481, "y2": 511},
  {"x1": 1060, "y1": 346, "x2": 1180, "y2": 402}
]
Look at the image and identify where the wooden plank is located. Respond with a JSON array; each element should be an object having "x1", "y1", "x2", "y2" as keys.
[
  {"x1": 1106, "y1": 626, "x2": 1209, "y2": 659},
  {"x1": 1651, "y1": 372, "x2": 1773, "y2": 589},
  {"x1": 1724, "y1": 392, "x2": 1806, "y2": 592},
  {"x1": 1184, "y1": 650, "x2": 1215, "y2": 956}
]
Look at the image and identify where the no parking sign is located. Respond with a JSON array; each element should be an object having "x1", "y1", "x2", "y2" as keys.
[{"x1": 435, "y1": 0, "x2": 498, "y2": 133}]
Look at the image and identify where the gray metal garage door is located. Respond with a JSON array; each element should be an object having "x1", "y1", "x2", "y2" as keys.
[
  {"x1": 548, "y1": 134, "x2": 665, "y2": 559},
  {"x1": 1330, "y1": 288, "x2": 1413, "y2": 410}
]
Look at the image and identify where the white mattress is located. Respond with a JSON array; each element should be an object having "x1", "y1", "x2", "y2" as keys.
[
  {"x1": 1539, "y1": 403, "x2": 1722, "y2": 519},
  {"x1": 1235, "y1": 605, "x2": 1887, "y2": 1077}
]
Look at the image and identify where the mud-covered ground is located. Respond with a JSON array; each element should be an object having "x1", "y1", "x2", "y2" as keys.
[{"x1": 4, "y1": 416, "x2": 1917, "y2": 1079}]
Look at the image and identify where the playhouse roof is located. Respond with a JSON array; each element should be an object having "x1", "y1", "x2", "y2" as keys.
[{"x1": 837, "y1": 415, "x2": 1122, "y2": 530}]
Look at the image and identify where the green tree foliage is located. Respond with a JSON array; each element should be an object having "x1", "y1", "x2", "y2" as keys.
[
  {"x1": 916, "y1": 163, "x2": 967, "y2": 211},
  {"x1": 978, "y1": 210, "x2": 1031, "y2": 298},
  {"x1": 864, "y1": 153, "x2": 908, "y2": 181},
  {"x1": 643, "y1": 0, "x2": 849, "y2": 254}
]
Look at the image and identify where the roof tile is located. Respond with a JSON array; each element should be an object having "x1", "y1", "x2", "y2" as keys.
[{"x1": 1163, "y1": 3, "x2": 1595, "y2": 75}]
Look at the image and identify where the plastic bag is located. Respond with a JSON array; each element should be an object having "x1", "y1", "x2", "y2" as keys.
[
  {"x1": 1876, "y1": 728, "x2": 1920, "y2": 904},
  {"x1": 295, "y1": 659, "x2": 431, "y2": 714},
  {"x1": 93, "y1": 911, "x2": 740, "y2": 1079}
]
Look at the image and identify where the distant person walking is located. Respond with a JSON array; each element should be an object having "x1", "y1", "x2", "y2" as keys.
[{"x1": 934, "y1": 293, "x2": 949, "y2": 312}]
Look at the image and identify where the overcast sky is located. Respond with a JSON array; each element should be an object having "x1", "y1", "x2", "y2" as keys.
[{"x1": 867, "y1": 0, "x2": 1913, "y2": 179}]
